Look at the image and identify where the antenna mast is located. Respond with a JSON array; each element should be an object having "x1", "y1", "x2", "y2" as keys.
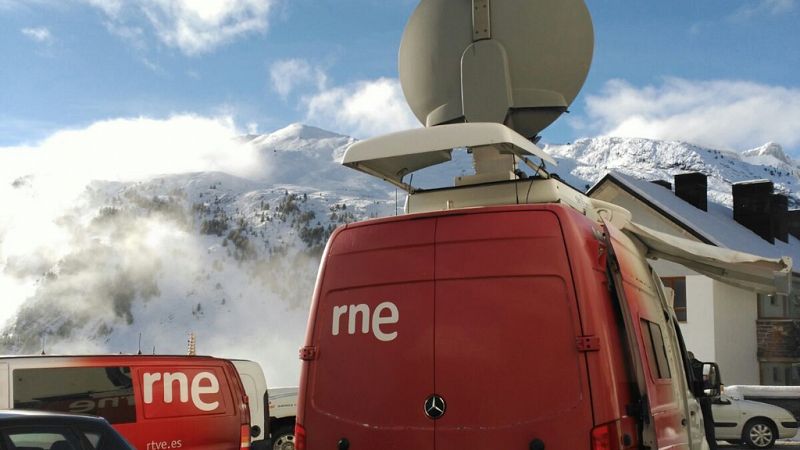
[{"x1": 187, "y1": 332, "x2": 197, "y2": 356}]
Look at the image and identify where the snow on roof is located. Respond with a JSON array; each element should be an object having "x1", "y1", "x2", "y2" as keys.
[
  {"x1": 725, "y1": 385, "x2": 800, "y2": 400},
  {"x1": 597, "y1": 170, "x2": 800, "y2": 270}
]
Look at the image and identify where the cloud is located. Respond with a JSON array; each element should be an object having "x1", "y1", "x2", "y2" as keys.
[
  {"x1": 21, "y1": 27, "x2": 52, "y2": 43},
  {"x1": 579, "y1": 78, "x2": 800, "y2": 153},
  {"x1": 304, "y1": 77, "x2": 420, "y2": 139},
  {"x1": 0, "y1": 115, "x2": 267, "y2": 299},
  {"x1": 81, "y1": 0, "x2": 276, "y2": 55},
  {"x1": 270, "y1": 58, "x2": 327, "y2": 99},
  {"x1": 0, "y1": 115, "x2": 266, "y2": 188},
  {"x1": 730, "y1": 0, "x2": 797, "y2": 20}
]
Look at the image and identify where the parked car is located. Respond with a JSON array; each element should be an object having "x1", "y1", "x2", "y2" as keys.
[
  {"x1": 267, "y1": 387, "x2": 298, "y2": 450},
  {"x1": 0, "y1": 409, "x2": 134, "y2": 450},
  {"x1": 712, "y1": 393, "x2": 798, "y2": 448}
]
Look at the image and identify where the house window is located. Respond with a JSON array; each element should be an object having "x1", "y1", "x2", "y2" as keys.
[
  {"x1": 760, "y1": 362, "x2": 800, "y2": 386},
  {"x1": 661, "y1": 277, "x2": 687, "y2": 322},
  {"x1": 758, "y1": 280, "x2": 800, "y2": 319}
]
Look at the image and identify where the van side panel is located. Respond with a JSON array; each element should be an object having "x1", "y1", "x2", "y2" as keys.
[
  {"x1": 607, "y1": 224, "x2": 690, "y2": 450},
  {"x1": 434, "y1": 211, "x2": 593, "y2": 449},
  {"x1": 130, "y1": 363, "x2": 240, "y2": 450},
  {"x1": 303, "y1": 218, "x2": 437, "y2": 450}
]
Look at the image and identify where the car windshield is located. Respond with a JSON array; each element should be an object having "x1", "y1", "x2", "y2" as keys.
[{"x1": 5, "y1": 428, "x2": 76, "y2": 450}]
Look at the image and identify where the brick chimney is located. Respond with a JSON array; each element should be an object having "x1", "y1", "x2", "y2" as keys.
[
  {"x1": 650, "y1": 180, "x2": 672, "y2": 190},
  {"x1": 674, "y1": 172, "x2": 707, "y2": 211},
  {"x1": 789, "y1": 210, "x2": 800, "y2": 240},
  {"x1": 732, "y1": 180, "x2": 775, "y2": 243},
  {"x1": 771, "y1": 194, "x2": 789, "y2": 243}
]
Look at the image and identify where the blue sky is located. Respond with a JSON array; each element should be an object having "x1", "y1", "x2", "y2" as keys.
[{"x1": 1, "y1": 0, "x2": 799, "y2": 155}]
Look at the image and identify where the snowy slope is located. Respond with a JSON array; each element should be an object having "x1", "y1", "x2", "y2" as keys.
[
  {"x1": 544, "y1": 137, "x2": 800, "y2": 207},
  {"x1": 1, "y1": 125, "x2": 797, "y2": 386}
]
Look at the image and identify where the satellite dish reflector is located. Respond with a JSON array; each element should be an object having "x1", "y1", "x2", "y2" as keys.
[{"x1": 399, "y1": 0, "x2": 594, "y2": 138}]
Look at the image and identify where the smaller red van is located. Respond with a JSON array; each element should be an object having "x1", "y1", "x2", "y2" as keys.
[{"x1": 0, "y1": 355, "x2": 251, "y2": 450}]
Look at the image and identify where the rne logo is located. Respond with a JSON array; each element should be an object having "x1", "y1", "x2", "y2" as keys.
[
  {"x1": 332, "y1": 302, "x2": 399, "y2": 342},
  {"x1": 142, "y1": 372, "x2": 220, "y2": 412}
]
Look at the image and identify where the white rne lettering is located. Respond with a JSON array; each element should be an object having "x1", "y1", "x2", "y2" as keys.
[
  {"x1": 163, "y1": 372, "x2": 189, "y2": 404},
  {"x1": 348, "y1": 304, "x2": 370, "y2": 334},
  {"x1": 143, "y1": 372, "x2": 162, "y2": 403},
  {"x1": 372, "y1": 302, "x2": 399, "y2": 342},
  {"x1": 191, "y1": 372, "x2": 220, "y2": 411},
  {"x1": 332, "y1": 305, "x2": 347, "y2": 336},
  {"x1": 142, "y1": 371, "x2": 220, "y2": 411},
  {"x1": 331, "y1": 302, "x2": 399, "y2": 342}
]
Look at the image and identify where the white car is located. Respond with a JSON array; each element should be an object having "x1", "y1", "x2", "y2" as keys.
[{"x1": 711, "y1": 393, "x2": 798, "y2": 448}]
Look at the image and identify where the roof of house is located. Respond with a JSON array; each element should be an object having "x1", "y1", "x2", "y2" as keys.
[{"x1": 589, "y1": 170, "x2": 800, "y2": 269}]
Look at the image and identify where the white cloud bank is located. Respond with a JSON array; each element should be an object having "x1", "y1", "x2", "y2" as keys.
[
  {"x1": 82, "y1": 0, "x2": 275, "y2": 55},
  {"x1": 267, "y1": 58, "x2": 419, "y2": 139},
  {"x1": 304, "y1": 77, "x2": 420, "y2": 139},
  {"x1": 579, "y1": 78, "x2": 800, "y2": 153},
  {"x1": 0, "y1": 115, "x2": 265, "y2": 188},
  {"x1": 0, "y1": 114, "x2": 266, "y2": 324}
]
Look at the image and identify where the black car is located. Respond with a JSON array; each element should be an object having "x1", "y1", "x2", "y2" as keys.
[{"x1": 0, "y1": 411, "x2": 134, "y2": 450}]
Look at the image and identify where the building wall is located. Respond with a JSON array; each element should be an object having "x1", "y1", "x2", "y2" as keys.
[
  {"x1": 678, "y1": 275, "x2": 716, "y2": 362},
  {"x1": 713, "y1": 281, "x2": 759, "y2": 385}
]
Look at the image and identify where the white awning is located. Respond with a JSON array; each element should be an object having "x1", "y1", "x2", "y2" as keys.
[{"x1": 624, "y1": 221, "x2": 793, "y2": 294}]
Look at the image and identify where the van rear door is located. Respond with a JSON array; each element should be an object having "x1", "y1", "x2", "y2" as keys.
[
  {"x1": 433, "y1": 210, "x2": 593, "y2": 450},
  {"x1": 304, "y1": 218, "x2": 436, "y2": 450}
]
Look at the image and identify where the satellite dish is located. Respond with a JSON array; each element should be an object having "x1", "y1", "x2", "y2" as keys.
[{"x1": 399, "y1": 0, "x2": 594, "y2": 138}]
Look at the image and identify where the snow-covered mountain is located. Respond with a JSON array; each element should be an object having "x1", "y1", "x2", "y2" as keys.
[
  {"x1": 544, "y1": 137, "x2": 800, "y2": 207},
  {"x1": 0, "y1": 124, "x2": 797, "y2": 385},
  {"x1": 0, "y1": 124, "x2": 394, "y2": 386}
]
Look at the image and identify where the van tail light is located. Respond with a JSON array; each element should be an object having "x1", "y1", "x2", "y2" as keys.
[
  {"x1": 240, "y1": 394, "x2": 251, "y2": 424},
  {"x1": 591, "y1": 417, "x2": 638, "y2": 450},
  {"x1": 238, "y1": 392, "x2": 251, "y2": 449},
  {"x1": 294, "y1": 423, "x2": 306, "y2": 450},
  {"x1": 240, "y1": 425, "x2": 251, "y2": 449}
]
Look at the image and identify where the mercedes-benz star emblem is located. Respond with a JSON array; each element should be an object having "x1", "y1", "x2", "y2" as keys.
[{"x1": 424, "y1": 394, "x2": 446, "y2": 420}]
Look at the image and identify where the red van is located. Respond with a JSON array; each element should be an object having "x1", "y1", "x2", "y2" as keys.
[
  {"x1": 296, "y1": 203, "x2": 724, "y2": 450},
  {"x1": 0, "y1": 355, "x2": 251, "y2": 450}
]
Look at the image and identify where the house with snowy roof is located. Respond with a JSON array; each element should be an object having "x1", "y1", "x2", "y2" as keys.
[{"x1": 589, "y1": 171, "x2": 800, "y2": 386}]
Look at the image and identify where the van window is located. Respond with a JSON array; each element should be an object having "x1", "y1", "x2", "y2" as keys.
[
  {"x1": 641, "y1": 319, "x2": 672, "y2": 379},
  {"x1": 13, "y1": 367, "x2": 136, "y2": 424}
]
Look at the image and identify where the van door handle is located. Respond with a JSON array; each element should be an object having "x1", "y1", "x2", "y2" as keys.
[
  {"x1": 681, "y1": 418, "x2": 687, "y2": 427},
  {"x1": 690, "y1": 410, "x2": 696, "y2": 416}
]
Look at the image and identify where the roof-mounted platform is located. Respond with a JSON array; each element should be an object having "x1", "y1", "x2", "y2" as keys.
[{"x1": 342, "y1": 122, "x2": 556, "y2": 192}]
